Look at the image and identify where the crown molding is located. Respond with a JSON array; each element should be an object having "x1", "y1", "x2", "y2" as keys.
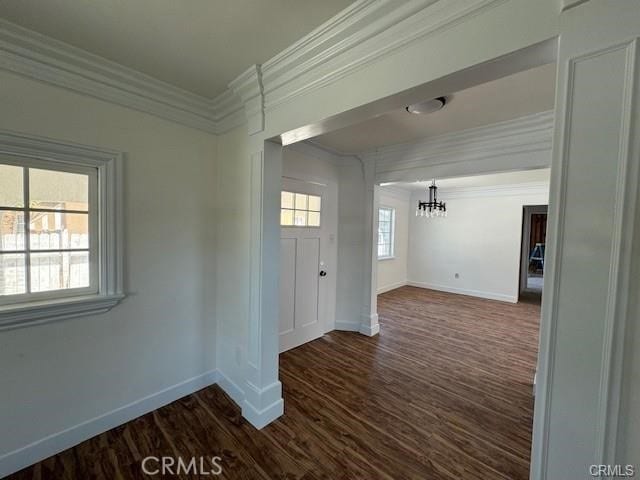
[
  {"x1": 229, "y1": 65, "x2": 265, "y2": 135},
  {"x1": 0, "y1": 19, "x2": 245, "y2": 134},
  {"x1": 0, "y1": 0, "x2": 516, "y2": 136},
  {"x1": 261, "y1": 0, "x2": 506, "y2": 112},
  {"x1": 364, "y1": 110, "x2": 554, "y2": 174},
  {"x1": 379, "y1": 185, "x2": 413, "y2": 201},
  {"x1": 434, "y1": 181, "x2": 549, "y2": 199}
]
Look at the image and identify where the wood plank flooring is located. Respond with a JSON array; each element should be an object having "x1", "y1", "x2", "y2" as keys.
[{"x1": 8, "y1": 286, "x2": 540, "y2": 480}]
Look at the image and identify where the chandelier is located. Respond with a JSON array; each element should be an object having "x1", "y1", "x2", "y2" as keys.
[{"x1": 416, "y1": 179, "x2": 447, "y2": 217}]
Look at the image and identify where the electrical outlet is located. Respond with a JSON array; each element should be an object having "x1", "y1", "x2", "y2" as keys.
[{"x1": 454, "y1": 273, "x2": 460, "y2": 279}]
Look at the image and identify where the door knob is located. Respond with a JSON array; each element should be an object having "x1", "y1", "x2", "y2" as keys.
[{"x1": 319, "y1": 270, "x2": 327, "y2": 277}]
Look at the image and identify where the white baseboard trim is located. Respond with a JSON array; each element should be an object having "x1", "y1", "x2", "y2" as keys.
[
  {"x1": 242, "y1": 380, "x2": 284, "y2": 430},
  {"x1": 359, "y1": 322, "x2": 380, "y2": 336},
  {"x1": 0, "y1": 369, "x2": 219, "y2": 479},
  {"x1": 242, "y1": 398, "x2": 284, "y2": 430},
  {"x1": 216, "y1": 369, "x2": 246, "y2": 406},
  {"x1": 407, "y1": 281, "x2": 518, "y2": 303},
  {"x1": 377, "y1": 280, "x2": 408, "y2": 294},
  {"x1": 334, "y1": 321, "x2": 361, "y2": 332}
]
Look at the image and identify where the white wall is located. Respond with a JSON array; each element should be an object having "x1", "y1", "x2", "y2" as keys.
[
  {"x1": 0, "y1": 70, "x2": 218, "y2": 471},
  {"x1": 408, "y1": 187, "x2": 548, "y2": 303},
  {"x1": 377, "y1": 187, "x2": 410, "y2": 293}
]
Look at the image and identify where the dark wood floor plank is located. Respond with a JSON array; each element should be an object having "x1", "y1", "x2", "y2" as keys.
[{"x1": 7, "y1": 287, "x2": 539, "y2": 480}]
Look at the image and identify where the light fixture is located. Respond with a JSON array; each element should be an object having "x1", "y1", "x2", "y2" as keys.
[
  {"x1": 416, "y1": 179, "x2": 447, "y2": 218},
  {"x1": 406, "y1": 96, "x2": 447, "y2": 114}
]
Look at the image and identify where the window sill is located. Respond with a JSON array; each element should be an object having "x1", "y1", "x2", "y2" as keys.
[
  {"x1": 0, "y1": 293, "x2": 125, "y2": 331},
  {"x1": 378, "y1": 256, "x2": 396, "y2": 261}
]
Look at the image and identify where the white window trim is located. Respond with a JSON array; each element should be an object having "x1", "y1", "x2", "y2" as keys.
[
  {"x1": 0, "y1": 130, "x2": 124, "y2": 330},
  {"x1": 377, "y1": 206, "x2": 395, "y2": 260}
]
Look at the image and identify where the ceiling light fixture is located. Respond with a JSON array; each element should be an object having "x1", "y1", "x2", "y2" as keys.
[
  {"x1": 406, "y1": 96, "x2": 447, "y2": 114},
  {"x1": 416, "y1": 179, "x2": 447, "y2": 218}
]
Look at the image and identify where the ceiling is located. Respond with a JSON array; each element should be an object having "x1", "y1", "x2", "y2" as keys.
[
  {"x1": 0, "y1": 0, "x2": 354, "y2": 98},
  {"x1": 386, "y1": 168, "x2": 551, "y2": 191},
  {"x1": 312, "y1": 62, "x2": 556, "y2": 154}
]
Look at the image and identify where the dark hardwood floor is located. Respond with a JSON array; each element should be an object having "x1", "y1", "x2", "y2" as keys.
[{"x1": 8, "y1": 286, "x2": 540, "y2": 480}]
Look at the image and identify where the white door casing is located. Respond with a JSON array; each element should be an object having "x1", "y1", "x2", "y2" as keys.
[{"x1": 279, "y1": 178, "x2": 330, "y2": 352}]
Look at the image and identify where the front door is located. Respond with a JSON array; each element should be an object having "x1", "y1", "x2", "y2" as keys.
[{"x1": 279, "y1": 178, "x2": 328, "y2": 353}]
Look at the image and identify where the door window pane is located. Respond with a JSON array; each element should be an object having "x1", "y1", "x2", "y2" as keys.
[
  {"x1": 281, "y1": 209, "x2": 294, "y2": 226},
  {"x1": 308, "y1": 195, "x2": 321, "y2": 212},
  {"x1": 280, "y1": 190, "x2": 322, "y2": 227},
  {"x1": 294, "y1": 193, "x2": 308, "y2": 210},
  {"x1": 308, "y1": 211, "x2": 320, "y2": 227},
  {"x1": 294, "y1": 210, "x2": 307, "y2": 226},
  {"x1": 0, "y1": 164, "x2": 24, "y2": 208},
  {"x1": 29, "y1": 168, "x2": 89, "y2": 211},
  {"x1": 0, "y1": 210, "x2": 25, "y2": 251},
  {"x1": 0, "y1": 253, "x2": 26, "y2": 295},
  {"x1": 281, "y1": 191, "x2": 294, "y2": 209}
]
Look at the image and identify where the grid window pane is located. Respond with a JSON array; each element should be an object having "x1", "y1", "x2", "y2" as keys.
[
  {"x1": 294, "y1": 193, "x2": 308, "y2": 210},
  {"x1": 0, "y1": 210, "x2": 25, "y2": 251},
  {"x1": 0, "y1": 253, "x2": 26, "y2": 295},
  {"x1": 308, "y1": 211, "x2": 320, "y2": 227},
  {"x1": 281, "y1": 191, "x2": 294, "y2": 209},
  {"x1": 378, "y1": 207, "x2": 395, "y2": 258},
  {"x1": 280, "y1": 191, "x2": 322, "y2": 227},
  {"x1": 30, "y1": 251, "x2": 90, "y2": 293},
  {"x1": 29, "y1": 168, "x2": 89, "y2": 211},
  {"x1": 29, "y1": 212, "x2": 89, "y2": 250},
  {"x1": 281, "y1": 209, "x2": 294, "y2": 226},
  {"x1": 308, "y1": 195, "x2": 321, "y2": 212},
  {"x1": 0, "y1": 164, "x2": 24, "y2": 208},
  {"x1": 294, "y1": 210, "x2": 307, "y2": 226}
]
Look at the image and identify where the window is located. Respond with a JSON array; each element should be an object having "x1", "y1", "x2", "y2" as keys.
[
  {"x1": 378, "y1": 207, "x2": 395, "y2": 259},
  {"x1": 1, "y1": 163, "x2": 96, "y2": 300},
  {"x1": 0, "y1": 131, "x2": 123, "y2": 330},
  {"x1": 280, "y1": 191, "x2": 321, "y2": 227}
]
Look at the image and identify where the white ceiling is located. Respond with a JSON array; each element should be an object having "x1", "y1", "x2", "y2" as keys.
[
  {"x1": 312, "y1": 62, "x2": 556, "y2": 154},
  {"x1": 0, "y1": 0, "x2": 354, "y2": 98},
  {"x1": 387, "y1": 168, "x2": 551, "y2": 191}
]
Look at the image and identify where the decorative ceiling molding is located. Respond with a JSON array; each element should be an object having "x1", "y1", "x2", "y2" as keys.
[
  {"x1": 0, "y1": 18, "x2": 244, "y2": 135},
  {"x1": 261, "y1": 0, "x2": 506, "y2": 112},
  {"x1": 433, "y1": 181, "x2": 549, "y2": 199},
  {"x1": 229, "y1": 65, "x2": 265, "y2": 135},
  {"x1": 0, "y1": 0, "x2": 512, "y2": 135},
  {"x1": 366, "y1": 110, "x2": 554, "y2": 174},
  {"x1": 379, "y1": 185, "x2": 413, "y2": 201}
]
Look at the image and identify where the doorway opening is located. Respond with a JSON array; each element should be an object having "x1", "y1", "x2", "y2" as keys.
[{"x1": 520, "y1": 205, "x2": 548, "y2": 301}]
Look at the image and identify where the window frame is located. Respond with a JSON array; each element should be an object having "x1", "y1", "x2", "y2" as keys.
[
  {"x1": 377, "y1": 206, "x2": 395, "y2": 260},
  {"x1": 0, "y1": 131, "x2": 124, "y2": 330}
]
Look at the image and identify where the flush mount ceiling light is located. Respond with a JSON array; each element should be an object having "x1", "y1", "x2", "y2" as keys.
[{"x1": 406, "y1": 96, "x2": 447, "y2": 114}]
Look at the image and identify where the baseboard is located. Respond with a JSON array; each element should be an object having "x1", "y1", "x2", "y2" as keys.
[
  {"x1": 0, "y1": 369, "x2": 219, "y2": 478},
  {"x1": 242, "y1": 380, "x2": 284, "y2": 430},
  {"x1": 407, "y1": 281, "x2": 518, "y2": 303},
  {"x1": 216, "y1": 369, "x2": 246, "y2": 406},
  {"x1": 334, "y1": 321, "x2": 361, "y2": 332},
  {"x1": 377, "y1": 280, "x2": 408, "y2": 294},
  {"x1": 242, "y1": 398, "x2": 284, "y2": 430},
  {"x1": 359, "y1": 322, "x2": 380, "y2": 336}
]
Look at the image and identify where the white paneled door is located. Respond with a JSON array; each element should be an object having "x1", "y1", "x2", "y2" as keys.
[{"x1": 279, "y1": 178, "x2": 329, "y2": 353}]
